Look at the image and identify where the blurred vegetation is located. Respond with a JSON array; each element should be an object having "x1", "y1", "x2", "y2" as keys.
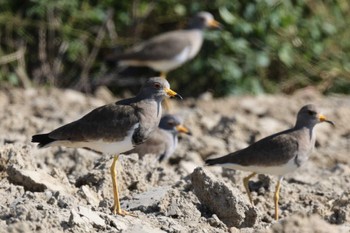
[{"x1": 0, "y1": 0, "x2": 350, "y2": 97}]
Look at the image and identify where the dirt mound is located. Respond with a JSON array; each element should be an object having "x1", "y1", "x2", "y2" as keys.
[{"x1": 0, "y1": 87, "x2": 349, "y2": 232}]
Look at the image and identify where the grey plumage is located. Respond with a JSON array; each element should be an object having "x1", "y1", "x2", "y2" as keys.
[
  {"x1": 126, "y1": 114, "x2": 191, "y2": 162},
  {"x1": 31, "y1": 77, "x2": 181, "y2": 216},
  {"x1": 206, "y1": 104, "x2": 334, "y2": 173},
  {"x1": 32, "y1": 77, "x2": 181, "y2": 154},
  {"x1": 107, "y1": 12, "x2": 221, "y2": 74},
  {"x1": 205, "y1": 104, "x2": 334, "y2": 220}
]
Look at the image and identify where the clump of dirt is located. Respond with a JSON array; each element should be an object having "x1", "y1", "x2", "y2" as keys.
[{"x1": 0, "y1": 87, "x2": 349, "y2": 232}]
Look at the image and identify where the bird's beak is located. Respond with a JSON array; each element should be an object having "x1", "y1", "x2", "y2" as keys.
[
  {"x1": 176, "y1": 125, "x2": 192, "y2": 135},
  {"x1": 165, "y1": 88, "x2": 182, "y2": 99},
  {"x1": 318, "y1": 114, "x2": 335, "y2": 126},
  {"x1": 208, "y1": 19, "x2": 223, "y2": 29}
]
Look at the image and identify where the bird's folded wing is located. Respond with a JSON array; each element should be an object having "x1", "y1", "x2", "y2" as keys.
[
  {"x1": 120, "y1": 31, "x2": 192, "y2": 61},
  {"x1": 217, "y1": 131, "x2": 299, "y2": 167},
  {"x1": 48, "y1": 103, "x2": 139, "y2": 142}
]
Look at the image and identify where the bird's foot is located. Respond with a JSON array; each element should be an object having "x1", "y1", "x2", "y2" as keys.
[{"x1": 112, "y1": 207, "x2": 137, "y2": 217}]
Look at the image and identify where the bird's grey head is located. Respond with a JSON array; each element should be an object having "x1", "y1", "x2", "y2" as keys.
[
  {"x1": 295, "y1": 104, "x2": 334, "y2": 128},
  {"x1": 187, "y1": 12, "x2": 221, "y2": 30},
  {"x1": 159, "y1": 114, "x2": 191, "y2": 135},
  {"x1": 138, "y1": 77, "x2": 182, "y2": 101}
]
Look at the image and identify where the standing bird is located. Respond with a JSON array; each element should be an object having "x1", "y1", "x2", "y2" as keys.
[
  {"x1": 205, "y1": 104, "x2": 334, "y2": 220},
  {"x1": 31, "y1": 77, "x2": 181, "y2": 216},
  {"x1": 126, "y1": 114, "x2": 191, "y2": 162},
  {"x1": 107, "y1": 11, "x2": 222, "y2": 78}
]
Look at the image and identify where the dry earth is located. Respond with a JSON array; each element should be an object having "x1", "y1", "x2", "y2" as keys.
[{"x1": 0, "y1": 86, "x2": 349, "y2": 233}]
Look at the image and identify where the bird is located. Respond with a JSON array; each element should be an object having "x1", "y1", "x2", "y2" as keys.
[
  {"x1": 205, "y1": 104, "x2": 334, "y2": 221},
  {"x1": 31, "y1": 77, "x2": 182, "y2": 216},
  {"x1": 107, "y1": 11, "x2": 222, "y2": 78},
  {"x1": 126, "y1": 114, "x2": 191, "y2": 162}
]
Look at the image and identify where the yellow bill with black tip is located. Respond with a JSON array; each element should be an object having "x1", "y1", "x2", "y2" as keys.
[
  {"x1": 165, "y1": 88, "x2": 182, "y2": 99},
  {"x1": 176, "y1": 124, "x2": 191, "y2": 135},
  {"x1": 319, "y1": 114, "x2": 335, "y2": 126},
  {"x1": 208, "y1": 19, "x2": 223, "y2": 29}
]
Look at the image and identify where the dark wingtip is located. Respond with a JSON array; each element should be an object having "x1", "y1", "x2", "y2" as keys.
[
  {"x1": 32, "y1": 134, "x2": 54, "y2": 148},
  {"x1": 205, "y1": 158, "x2": 216, "y2": 166}
]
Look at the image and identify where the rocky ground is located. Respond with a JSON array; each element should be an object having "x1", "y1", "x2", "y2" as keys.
[{"x1": 0, "y1": 86, "x2": 349, "y2": 233}]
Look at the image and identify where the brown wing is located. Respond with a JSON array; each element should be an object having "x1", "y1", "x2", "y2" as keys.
[
  {"x1": 114, "y1": 30, "x2": 192, "y2": 61},
  {"x1": 208, "y1": 129, "x2": 299, "y2": 167},
  {"x1": 48, "y1": 103, "x2": 139, "y2": 142}
]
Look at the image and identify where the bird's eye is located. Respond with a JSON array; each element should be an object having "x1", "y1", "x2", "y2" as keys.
[
  {"x1": 308, "y1": 110, "x2": 316, "y2": 116},
  {"x1": 167, "y1": 121, "x2": 175, "y2": 126},
  {"x1": 153, "y1": 82, "x2": 161, "y2": 89}
]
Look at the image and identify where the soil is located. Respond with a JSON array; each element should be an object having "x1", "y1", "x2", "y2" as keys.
[{"x1": 0, "y1": 86, "x2": 349, "y2": 233}]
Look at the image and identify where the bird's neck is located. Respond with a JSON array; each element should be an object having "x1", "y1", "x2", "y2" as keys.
[
  {"x1": 132, "y1": 99, "x2": 162, "y2": 144},
  {"x1": 294, "y1": 124, "x2": 316, "y2": 145},
  {"x1": 171, "y1": 131, "x2": 178, "y2": 145}
]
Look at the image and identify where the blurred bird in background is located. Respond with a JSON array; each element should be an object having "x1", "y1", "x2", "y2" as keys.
[{"x1": 126, "y1": 114, "x2": 191, "y2": 163}]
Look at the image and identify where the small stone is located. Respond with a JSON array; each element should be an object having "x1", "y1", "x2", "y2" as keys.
[
  {"x1": 77, "y1": 206, "x2": 106, "y2": 228},
  {"x1": 80, "y1": 185, "x2": 100, "y2": 207},
  {"x1": 207, "y1": 214, "x2": 226, "y2": 229},
  {"x1": 45, "y1": 191, "x2": 53, "y2": 199},
  {"x1": 121, "y1": 186, "x2": 170, "y2": 213},
  {"x1": 47, "y1": 197, "x2": 56, "y2": 205},
  {"x1": 69, "y1": 209, "x2": 87, "y2": 227}
]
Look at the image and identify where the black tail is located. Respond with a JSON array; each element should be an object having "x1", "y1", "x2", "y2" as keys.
[
  {"x1": 31, "y1": 134, "x2": 55, "y2": 148},
  {"x1": 205, "y1": 158, "x2": 215, "y2": 166},
  {"x1": 205, "y1": 158, "x2": 222, "y2": 166}
]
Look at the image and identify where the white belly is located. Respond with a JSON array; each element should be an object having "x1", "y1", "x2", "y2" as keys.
[
  {"x1": 47, "y1": 124, "x2": 138, "y2": 155},
  {"x1": 220, "y1": 158, "x2": 299, "y2": 176}
]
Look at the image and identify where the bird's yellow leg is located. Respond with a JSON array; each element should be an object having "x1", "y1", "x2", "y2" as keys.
[
  {"x1": 243, "y1": 172, "x2": 257, "y2": 205},
  {"x1": 110, "y1": 154, "x2": 135, "y2": 216},
  {"x1": 160, "y1": 71, "x2": 167, "y2": 79},
  {"x1": 274, "y1": 177, "x2": 283, "y2": 221}
]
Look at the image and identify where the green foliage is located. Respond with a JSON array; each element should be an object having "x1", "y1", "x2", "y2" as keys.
[{"x1": 0, "y1": 0, "x2": 349, "y2": 96}]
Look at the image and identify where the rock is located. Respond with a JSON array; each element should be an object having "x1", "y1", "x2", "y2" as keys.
[
  {"x1": 264, "y1": 213, "x2": 347, "y2": 233},
  {"x1": 77, "y1": 206, "x2": 106, "y2": 228},
  {"x1": 179, "y1": 161, "x2": 198, "y2": 174},
  {"x1": 240, "y1": 98, "x2": 268, "y2": 116},
  {"x1": 79, "y1": 185, "x2": 100, "y2": 207},
  {"x1": 121, "y1": 186, "x2": 171, "y2": 212},
  {"x1": 75, "y1": 169, "x2": 106, "y2": 188},
  {"x1": 200, "y1": 113, "x2": 221, "y2": 131},
  {"x1": 102, "y1": 213, "x2": 165, "y2": 233},
  {"x1": 1, "y1": 87, "x2": 350, "y2": 233},
  {"x1": 69, "y1": 209, "x2": 87, "y2": 226},
  {"x1": 122, "y1": 223, "x2": 166, "y2": 233},
  {"x1": 207, "y1": 214, "x2": 226, "y2": 228},
  {"x1": 191, "y1": 167, "x2": 258, "y2": 228},
  {"x1": 6, "y1": 222, "x2": 41, "y2": 233},
  {"x1": 7, "y1": 165, "x2": 72, "y2": 194},
  {"x1": 197, "y1": 135, "x2": 227, "y2": 158},
  {"x1": 0, "y1": 144, "x2": 33, "y2": 169},
  {"x1": 159, "y1": 188, "x2": 202, "y2": 220}
]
